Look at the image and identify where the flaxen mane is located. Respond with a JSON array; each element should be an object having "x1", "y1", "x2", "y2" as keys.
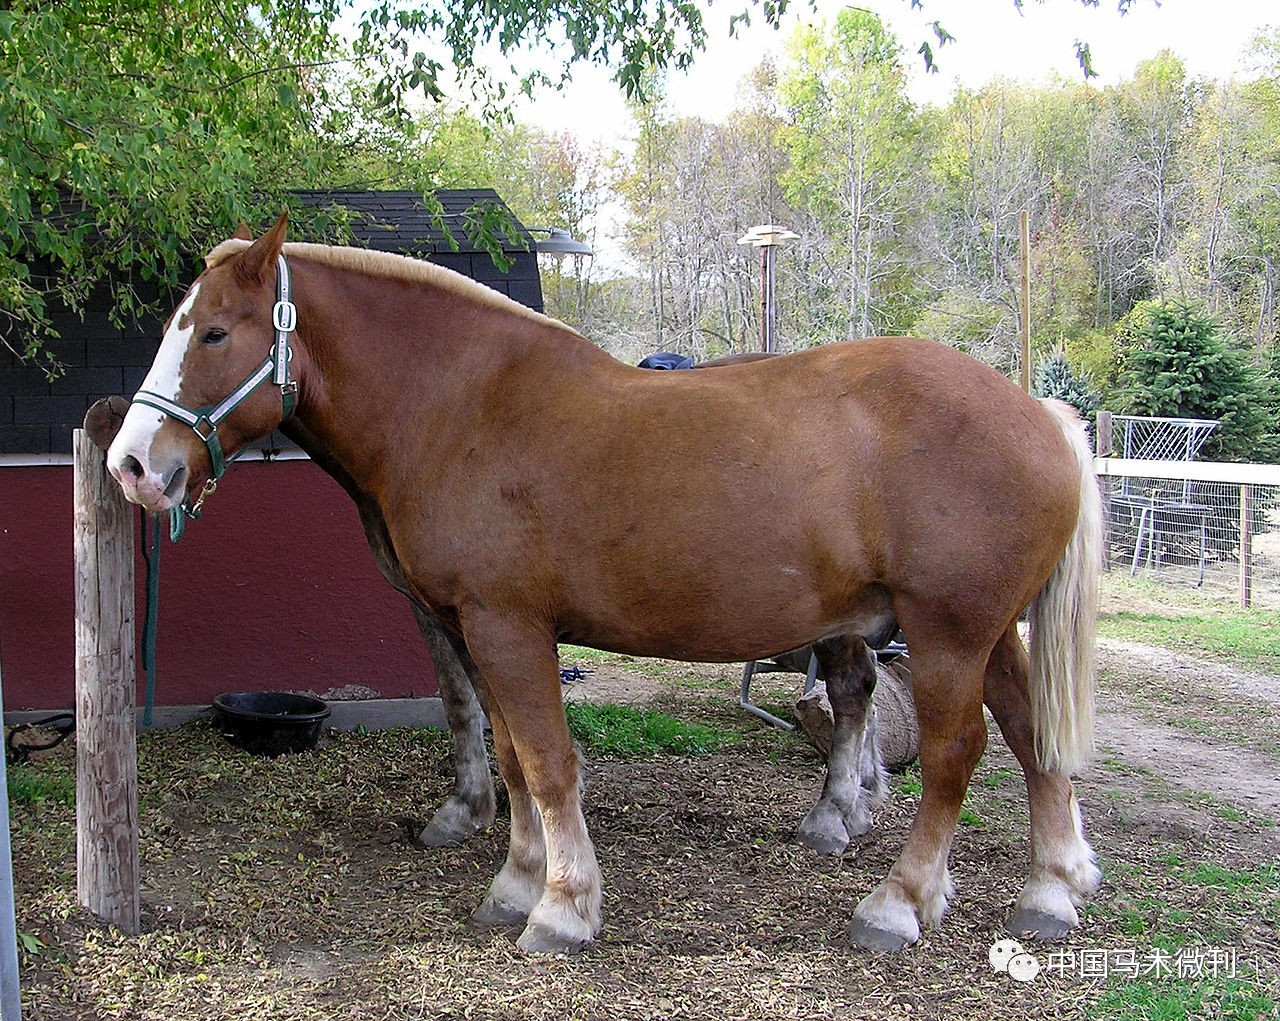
[{"x1": 205, "y1": 238, "x2": 569, "y2": 330}]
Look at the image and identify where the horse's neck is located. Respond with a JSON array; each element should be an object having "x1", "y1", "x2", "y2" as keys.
[{"x1": 290, "y1": 258, "x2": 602, "y2": 499}]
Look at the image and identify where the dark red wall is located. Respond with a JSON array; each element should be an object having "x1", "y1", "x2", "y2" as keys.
[{"x1": 0, "y1": 460, "x2": 436, "y2": 711}]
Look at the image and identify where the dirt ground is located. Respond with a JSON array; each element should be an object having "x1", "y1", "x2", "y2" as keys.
[{"x1": 11, "y1": 636, "x2": 1280, "y2": 1020}]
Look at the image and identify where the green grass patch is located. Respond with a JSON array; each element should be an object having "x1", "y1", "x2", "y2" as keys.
[
  {"x1": 564, "y1": 702, "x2": 738, "y2": 758},
  {"x1": 1097, "y1": 610, "x2": 1280, "y2": 670},
  {"x1": 896, "y1": 764, "x2": 923, "y2": 797},
  {"x1": 6, "y1": 764, "x2": 74, "y2": 807},
  {"x1": 1089, "y1": 978, "x2": 1273, "y2": 1021},
  {"x1": 558, "y1": 644, "x2": 673, "y2": 677},
  {"x1": 1185, "y1": 862, "x2": 1279, "y2": 892},
  {"x1": 980, "y1": 766, "x2": 1018, "y2": 789}
]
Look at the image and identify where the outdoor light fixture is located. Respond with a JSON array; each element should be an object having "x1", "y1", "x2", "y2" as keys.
[
  {"x1": 529, "y1": 227, "x2": 593, "y2": 257},
  {"x1": 736, "y1": 224, "x2": 800, "y2": 248},
  {"x1": 736, "y1": 224, "x2": 800, "y2": 353}
]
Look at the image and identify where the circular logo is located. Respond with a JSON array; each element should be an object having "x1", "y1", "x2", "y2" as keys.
[
  {"x1": 989, "y1": 938, "x2": 1025, "y2": 973},
  {"x1": 1007, "y1": 952, "x2": 1042, "y2": 983}
]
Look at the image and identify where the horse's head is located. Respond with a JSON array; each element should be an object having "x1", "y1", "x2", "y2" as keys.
[{"x1": 107, "y1": 214, "x2": 298, "y2": 514}]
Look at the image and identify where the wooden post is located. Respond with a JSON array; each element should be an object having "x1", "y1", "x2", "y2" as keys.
[
  {"x1": 1096, "y1": 411, "x2": 1113, "y2": 571},
  {"x1": 1240, "y1": 484, "x2": 1254, "y2": 610},
  {"x1": 73, "y1": 429, "x2": 139, "y2": 935},
  {"x1": 758, "y1": 246, "x2": 769, "y2": 353},
  {"x1": 1019, "y1": 210, "x2": 1032, "y2": 393}
]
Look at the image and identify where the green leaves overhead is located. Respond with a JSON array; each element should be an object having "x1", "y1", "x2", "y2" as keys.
[
  {"x1": 1, "y1": 0, "x2": 795, "y2": 364},
  {"x1": 0, "y1": 0, "x2": 343, "y2": 363},
  {"x1": 355, "y1": 0, "x2": 792, "y2": 110}
]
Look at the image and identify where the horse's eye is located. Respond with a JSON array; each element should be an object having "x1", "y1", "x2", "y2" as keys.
[{"x1": 201, "y1": 328, "x2": 228, "y2": 346}]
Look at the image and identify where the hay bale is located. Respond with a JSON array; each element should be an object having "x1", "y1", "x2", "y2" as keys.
[
  {"x1": 794, "y1": 657, "x2": 919, "y2": 770},
  {"x1": 794, "y1": 688, "x2": 836, "y2": 755},
  {"x1": 875, "y1": 658, "x2": 918, "y2": 770}
]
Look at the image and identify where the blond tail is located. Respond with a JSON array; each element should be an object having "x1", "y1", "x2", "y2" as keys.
[{"x1": 1027, "y1": 399, "x2": 1103, "y2": 775}]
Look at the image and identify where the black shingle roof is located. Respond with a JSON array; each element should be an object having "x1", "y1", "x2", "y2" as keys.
[{"x1": 293, "y1": 188, "x2": 535, "y2": 256}]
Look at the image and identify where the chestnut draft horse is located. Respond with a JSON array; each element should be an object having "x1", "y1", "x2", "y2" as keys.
[{"x1": 107, "y1": 215, "x2": 1103, "y2": 954}]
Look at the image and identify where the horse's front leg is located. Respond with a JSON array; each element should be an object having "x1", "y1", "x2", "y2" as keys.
[
  {"x1": 798, "y1": 635, "x2": 886, "y2": 855},
  {"x1": 470, "y1": 702, "x2": 548, "y2": 926},
  {"x1": 411, "y1": 606, "x2": 497, "y2": 847},
  {"x1": 464, "y1": 611, "x2": 601, "y2": 953}
]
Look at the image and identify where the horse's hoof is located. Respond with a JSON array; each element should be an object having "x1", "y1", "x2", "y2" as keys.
[
  {"x1": 798, "y1": 824, "x2": 850, "y2": 856},
  {"x1": 417, "y1": 820, "x2": 472, "y2": 848},
  {"x1": 845, "y1": 807, "x2": 874, "y2": 838},
  {"x1": 1006, "y1": 908, "x2": 1074, "y2": 941},
  {"x1": 417, "y1": 797, "x2": 491, "y2": 847},
  {"x1": 847, "y1": 917, "x2": 912, "y2": 952},
  {"x1": 516, "y1": 921, "x2": 591, "y2": 955},
  {"x1": 798, "y1": 802, "x2": 853, "y2": 855},
  {"x1": 470, "y1": 898, "x2": 530, "y2": 927}
]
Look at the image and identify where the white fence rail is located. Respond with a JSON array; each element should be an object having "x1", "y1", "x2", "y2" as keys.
[{"x1": 1093, "y1": 457, "x2": 1280, "y2": 608}]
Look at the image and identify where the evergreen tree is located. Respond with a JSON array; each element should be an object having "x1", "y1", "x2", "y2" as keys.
[
  {"x1": 1117, "y1": 302, "x2": 1277, "y2": 462},
  {"x1": 1032, "y1": 352, "x2": 1101, "y2": 422}
]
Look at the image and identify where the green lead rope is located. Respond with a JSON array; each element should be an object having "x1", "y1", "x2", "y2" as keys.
[
  {"x1": 140, "y1": 510, "x2": 164, "y2": 728},
  {"x1": 169, "y1": 504, "x2": 186, "y2": 542}
]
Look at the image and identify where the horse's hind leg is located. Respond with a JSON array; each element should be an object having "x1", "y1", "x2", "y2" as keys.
[
  {"x1": 412, "y1": 606, "x2": 498, "y2": 847},
  {"x1": 798, "y1": 635, "x2": 886, "y2": 855},
  {"x1": 984, "y1": 623, "x2": 1100, "y2": 939},
  {"x1": 848, "y1": 635, "x2": 988, "y2": 951}
]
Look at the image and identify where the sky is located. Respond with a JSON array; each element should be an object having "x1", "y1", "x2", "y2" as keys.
[{"x1": 511, "y1": 0, "x2": 1278, "y2": 144}]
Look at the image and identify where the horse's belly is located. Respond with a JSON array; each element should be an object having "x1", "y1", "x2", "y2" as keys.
[{"x1": 557, "y1": 578, "x2": 896, "y2": 664}]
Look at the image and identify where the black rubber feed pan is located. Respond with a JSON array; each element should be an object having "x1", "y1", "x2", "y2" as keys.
[{"x1": 212, "y1": 692, "x2": 331, "y2": 757}]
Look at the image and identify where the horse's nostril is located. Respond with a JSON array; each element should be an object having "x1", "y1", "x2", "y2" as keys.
[{"x1": 120, "y1": 455, "x2": 145, "y2": 481}]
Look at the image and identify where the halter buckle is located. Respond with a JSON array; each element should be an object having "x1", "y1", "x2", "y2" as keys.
[{"x1": 272, "y1": 300, "x2": 297, "y2": 333}]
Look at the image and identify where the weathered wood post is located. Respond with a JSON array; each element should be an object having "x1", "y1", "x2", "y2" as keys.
[
  {"x1": 1095, "y1": 410, "x2": 1113, "y2": 571},
  {"x1": 1240, "y1": 484, "x2": 1254, "y2": 610},
  {"x1": 72, "y1": 429, "x2": 139, "y2": 934}
]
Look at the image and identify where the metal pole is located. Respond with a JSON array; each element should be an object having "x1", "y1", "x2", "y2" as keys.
[
  {"x1": 1240, "y1": 484, "x2": 1254, "y2": 609},
  {"x1": 758, "y1": 247, "x2": 769, "y2": 353},
  {"x1": 0, "y1": 656, "x2": 24, "y2": 1019}
]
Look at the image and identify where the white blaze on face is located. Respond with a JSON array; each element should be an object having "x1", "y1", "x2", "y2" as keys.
[{"x1": 107, "y1": 281, "x2": 200, "y2": 477}]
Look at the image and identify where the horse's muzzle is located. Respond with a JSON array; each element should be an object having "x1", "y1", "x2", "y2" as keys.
[{"x1": 107, "y1": 449, "x2": 187, "y2": 513}]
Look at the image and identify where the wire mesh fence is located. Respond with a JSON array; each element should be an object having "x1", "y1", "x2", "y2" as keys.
[{"x1": 1097, "y1": 466, "x2": 1280, "y2": 609}]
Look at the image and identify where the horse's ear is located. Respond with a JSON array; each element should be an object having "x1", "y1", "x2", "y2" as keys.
[
  {"x1": 232, "y1": 222, "x2": 253, "y2": 241},
  {"x1": 234, "y1": 212, "x2": 288, "y2": 284}
]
